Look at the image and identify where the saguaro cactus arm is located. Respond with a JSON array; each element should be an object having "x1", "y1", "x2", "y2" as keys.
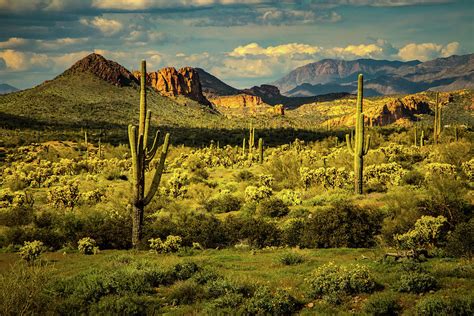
[
  {"x1": 346, "y1": 134, "x2": 354, "y2": 154},
  {"x1": 144, "y1": 133, "x2": 170, "y2": 205}
]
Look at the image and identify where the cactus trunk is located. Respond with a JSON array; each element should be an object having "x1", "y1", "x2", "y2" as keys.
[
  {"x1": 128, "y1": 60, "x2": 170, "y2": 248},
  {"x1": 258, "y1": 138, "x2": 263, "y2": 163},
  {"x1": 346, "y1": 74, "x2": 370, "y2": 195}
]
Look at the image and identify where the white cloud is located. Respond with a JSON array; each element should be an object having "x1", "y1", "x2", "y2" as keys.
[
  {"x1": 80, "y1": 17, "x2": 123, "y2": 36},
  {"x1": 398, "y1": 41, "x2": 459, "y2": 61},
  {"x1": 0, "y1": 49, "x2": 51, "y2": 71},
  {"x1": 229, "y1": 43, "x2": 322, "y2": 57}
]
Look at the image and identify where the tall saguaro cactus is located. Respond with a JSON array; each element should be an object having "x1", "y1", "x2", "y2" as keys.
[
  {"x1": 346, "y1": 74, "x2": 370, "y2": 195},
  {"x1": 258, "y1": 138, "x2": 263, "y2": 163},
  {"x1": 433, "y1": 92, "x2": 442, "y2": 144},
  {"x1": 128, "y1": 60, "x2": 170, "y2": 248},
  {"x1": 248, "y1": 123, "x2": 255, "y2": 153}
]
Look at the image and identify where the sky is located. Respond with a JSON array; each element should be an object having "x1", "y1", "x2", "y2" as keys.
[{"x1": 0, "y1": 0, "x2": 472, "y2": 89}]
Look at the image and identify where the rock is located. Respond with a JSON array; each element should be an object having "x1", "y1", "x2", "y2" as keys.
[
  {"x1": 62, "y1": 53, "x2": 138, "y2": 87},
  {"x1": 273, "y1": 104, "x2": 285, "y2": 115},
  {"x1": 210, "y1": 94, "x2": 267, "y2": 109},
  {"x1": 134, "y1": 66, "x2": 210, "y2": 105},
  {"x1": 374, "y1": 95, "x2": 431, "y2": 125}
]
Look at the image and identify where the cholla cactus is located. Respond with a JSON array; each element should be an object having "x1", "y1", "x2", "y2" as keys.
[
  {"x1": 128, "y1": 60, "x2": 171, "y2": 247},
  {"x1": 78, "y1": 237, "x2": 99, "y2": 255},
  {"x1": 346, "y1": 74, "x2": 370, "y2": 194},
  {"x1": 19, "y1": 240, "x2": 44, "y2": 263}
]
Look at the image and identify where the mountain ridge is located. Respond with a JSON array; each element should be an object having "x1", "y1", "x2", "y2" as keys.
[{"x1": 272, "y1": 54, "x2": 474, "y2": 97}]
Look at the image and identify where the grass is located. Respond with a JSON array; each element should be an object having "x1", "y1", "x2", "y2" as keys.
[{"x1": 1, "y1": 248, "x2": 472, "y2": 314}]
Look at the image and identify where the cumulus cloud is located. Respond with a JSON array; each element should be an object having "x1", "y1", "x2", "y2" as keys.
[
  {"x1": 398, "y1": 41, "x2": 460, "y2": 61},
  {"x1": 80, "y1": 17, "x2": 123, "y2": 36},
  {"x1": 229, "y1": 43, "x2": 322, "y2": 58},
  {"x1": 0, "y1": 49, "x2": 51, "y2": 71}
]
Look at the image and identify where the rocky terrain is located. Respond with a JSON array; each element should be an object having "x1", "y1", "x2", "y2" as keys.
[
  {"x1": 60, "y1": 53, "x2": 138, "y2": 87},
  {"x1": 134, "y1": 67, "x2": 210, "y2": 105}
]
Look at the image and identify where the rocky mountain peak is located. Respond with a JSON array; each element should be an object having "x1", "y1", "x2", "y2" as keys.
[
  {"x1": 134, "y1": 66, "x2": 210, "y2": 105},
  {"x1": 61, "y1": 53, "x2": 138, "y2": 87}
]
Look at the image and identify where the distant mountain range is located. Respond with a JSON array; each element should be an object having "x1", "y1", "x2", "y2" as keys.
[
  {"x1": 0, "y1": 83, "x2": 19, "y2": 94},
  {"x1": 271, "y1": 54, "x2": 474, "y2": 97}
]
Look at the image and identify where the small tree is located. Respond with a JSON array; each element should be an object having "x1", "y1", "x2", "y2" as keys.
[{"x1": 395, "y1": 215, "x2": 447, "y2": 251}]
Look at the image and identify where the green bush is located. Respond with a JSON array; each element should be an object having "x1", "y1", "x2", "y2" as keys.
[
  {"x1": 445, "y1": 218, "x2": 474, "y2": 259},
  {"x1": 204, "y1": 193, "x2": 242, "y2": 213},
  {"x1": 77, "y1": 237, "x2": 99, "y2": 255},
  {"x1": 90, "y1": 294, "x2": 160, "y2": 315},
  {"x1": 279, "y1": 252, "x2": 304, "y2": 265},
  {"x1": 415, "y1": 294, "x2": 474, "y2": 316},
  {"x1": 167, "y1": 280, "x2": 202, "y2": 305},
  {"x1": 395, "y1": 271, "x2": 437, "y2": 293},
  {"x1": 224, "y1": 216, "x2": 281, "y2": 248},
  {"x1": 19, "y1": 240, "x2": 44, "y2": 263},
  {"x1": 256, "y1": 197, "x2": 289, "y2": 218},
  {"x1": 281, "y1": 218, "x2": 304, "y2": 247},
  {"x1": 170, "y1": 261, "x2": 200, "y2": 281},
  {"x1": 306, "y1": 262, "x2": 376, "y2": 299},
  {"x1": 301, "y1": 202, "x2": 383, "y2": 248},
  {"x1": 363, "y1": 292, "x2": 401, "y2": 316},
  {"x1": 149, "y1": 235, "x2": 182, "y2": 253},
  {"x1": 240, "y1": 286, "x2": 301, "y2": 315},
  {"x1": 235, "y1": 170, "x2": 254, "y2": 182}
]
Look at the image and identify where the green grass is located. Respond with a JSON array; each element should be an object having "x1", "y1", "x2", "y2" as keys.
[{"x1": 1, "y1": 248, "x2": 472, "y2": 315}]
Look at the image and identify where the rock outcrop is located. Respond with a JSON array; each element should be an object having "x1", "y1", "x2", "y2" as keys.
[
  {"x1": 374, "y1": 95, "x2": 431, "y2": 125},
  {"x1": 134, "y1": 67, "x2": 210, "y2": 105},
  {"x1": 62, "y1": 53, "x2": 138, "y2": 87},
  {"x1": 210, "y1": 94, "x2": 266, "y2": 109}
]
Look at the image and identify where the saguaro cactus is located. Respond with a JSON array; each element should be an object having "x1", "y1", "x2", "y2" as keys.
[
  {"x1": 420, "y1": 130, "x2": 425, "y2": 147},
  {"x1": 346, "y1": 74, "x2": 370, "y2": 195},
  {"x1": 258, "y1": 138, "x2": 263, "y2": 163},
  {"x1": 242, "y1": 137, "x2": 246, "y2": 156},
  {"x1": 84, "y1": 131, "x2": 89, "y2": 159},
  {"x1": 433, "y1": 92, "x2": 442, "y2": 144},
  {"x1": 248, "y1": 123, "x2": 255, "y2": 152},
  {"x1": 414, "y1": 127, "x2": 418, "y2": 147},
  {"x1": 128, "y1": 60, "x2": 170, "y2": 248}
]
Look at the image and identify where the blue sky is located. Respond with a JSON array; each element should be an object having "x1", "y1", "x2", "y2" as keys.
[{"x1": 0, "y1": 0, "x2": 472, "y2": 89}]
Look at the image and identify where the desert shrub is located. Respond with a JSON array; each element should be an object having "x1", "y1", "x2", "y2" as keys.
[
  {"x1": 19, "y1": 240, "x2": 44, "y2": 263},
  {"x1": 394, "y1": 215, "x2": 447, "y2": 251},
  {"x1": 424, "y1": 163, "x2": 457, "y2": 180},
  {"x1": 177, "y1": 213, "x2": 227, "y2": 248},
  {"x1": 235, "y1": 170, "x2": 254, "y2": 182},
  {"x1": 395, "y1": 271, "x2": 437, "y2": 293},
  {"x1": 266, "y1": 151, "x2": 301, "y2": 188},
  {"x1": 301, "y1": 202, "x2": 383, "y2": 248},
  {"x1": 90, "y1": 295, "x2": 160, "y2": 315},
  {"x1": 445, "y1": 218, "x2": 474, "y2": 259},
  {"x1": 77, "y1": 237, "x2": 99, "y2": 255},
  {"x1": 380, "y1": 187, "x2": 424, "y2": 246},
  {"x1": 279, "y1": 252, "x2": 304, "y2": 265},
  {"x1": 401, "y1": 169, "x2": 425, "y2": 186},
  {"x1": 415, "y1": 294, "x2": 474, "y2": 316},
  {"x1": 167, "y1": 280, "x2": 202, "y2": 305},
  {"x1": 192, "y1": 268, "x2": 220, "y2": 285},
  {"x1": 241, "y1": 286, "x2": 301, "y2": 315},
  {"x1": 149, "y1": 235, "x2": 182, "y2": 253},
  {"x1": 0, "y1": 205, "x2": 34, "y2": 227},
  {"x1": 363, "y1": 292, "x2": 401, "y2": 316},
  {"x1": 281, "y1": 218, "x2": 305, "y2": 247},
  {"x1": 170, "y1": 261, "x2": 200, "y2": 281},
  {"x1": 207, "y1": 292, "x2": 245, "y2": 310},
  {"x1": 224, "y1": 216, "x2": 281, "y2": 248},
  {"x1": 204, "y1": 192, "x2": 242, "y2": 213},
  {"x1": 0, "y1": 263, "x2": 51, "y2": 315},
  {"x1": 461, "y1": 158, "x2": 474, "y2": 181},
  {"x1": 306, "y1": 262, "x2": 376, "y2": 300},
  {"x1": 422, "y1": 176, "x2": 471, "y2": 227},
  {"x1": 256, "y1": 197, "x2": 289, "y2": 218}
]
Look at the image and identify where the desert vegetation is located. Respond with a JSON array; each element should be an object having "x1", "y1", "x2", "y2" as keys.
[{"x1": 0, "y1": 64, "x2": 473, "y2": 315}]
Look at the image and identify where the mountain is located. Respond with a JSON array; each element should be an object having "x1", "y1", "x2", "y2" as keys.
[
  {"x1": 60, "y1": 53, "x2": 138, "y2": 87},
  {"x1": 273, "y1": 54, "x2": 474, "y2": 96},
  {"x1": 196, "y1": 68, "x2": 240, "y2": 99},
  {"x1": 0, "y1": 83, "x2": 19, "y2": 94},
  {"x1": 0, "y1": 54, "x2": 219, "y2": 131},
  {"x1": 196, "y1": 68, "x2": 349, "y2": 109}
]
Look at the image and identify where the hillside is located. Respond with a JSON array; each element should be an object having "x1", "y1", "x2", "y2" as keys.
[
  {"x1": 273, "y1": 54, "x2": 474, "y2": 96},
  {"x1": 0, "y1": 83, "x2": 19, "y2": 95}
]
